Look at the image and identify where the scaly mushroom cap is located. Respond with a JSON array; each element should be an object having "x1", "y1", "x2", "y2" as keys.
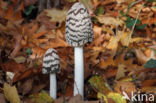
[
  {"x1": 42, "y1": 48, "x2": 60, "y2": 74},
  {"x1": 65, "y1": 2, "x2": 93, "y2": 47}
]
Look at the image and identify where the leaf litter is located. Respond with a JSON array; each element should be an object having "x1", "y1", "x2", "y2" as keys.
[{"x1": 0, "y1": 0, "x2": 156, "y2": 103}]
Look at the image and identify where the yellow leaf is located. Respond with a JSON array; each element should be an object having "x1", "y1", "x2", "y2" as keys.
[
  {"x1": 3, "y1": 83, "x2": 20, "y2": 103},
  {"x1": 97, "y1": 92, "x2": 108, "y2": 103},
  {"x1": 45, "y1": 9, "x2": 68, "y2": 23},
  {"x1": 108, "y1": 92, "x2": 126, "y2": 103},
  {"x1": 30, "y1": 91, "x2": 54, "y2": 103},
  {"x1": 97, "y1": 16, "x2": 124, "y2": 26},
  {"x1": 130, "y1": 37, "x2": 144, "y2": 43},
  {"x1": 98, "y1": 92, "x2": 126, "y2": 103},
  {"x1": 120, "y1": 31, "x2": 131, "y2": 46},
  {"x1": 115, "y1": 64, "x2": 127, "y2": 80},
  {"x1": 89, "y1": 76, "x2": 111, "y2": 94},
  {"x1": 106, "y1": 36, "x2": 119, "y2": 49}
]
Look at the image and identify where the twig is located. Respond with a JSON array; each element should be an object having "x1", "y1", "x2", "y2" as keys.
[{"x1": 128, "y1": 3, "x2": 144, "y2": 46}]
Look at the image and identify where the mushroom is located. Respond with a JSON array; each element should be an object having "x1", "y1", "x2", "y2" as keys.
[
  {"x1": 42, "y1": 48, "x2": 60, "y2": 99},
  {"x1": 65, "y1": 2, "x2": 93, "y2": 98}
]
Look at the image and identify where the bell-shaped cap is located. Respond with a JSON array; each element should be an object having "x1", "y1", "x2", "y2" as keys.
[
  {"x1": 65, "y1": 2, "x2": 93, "y2": 47},
  {"x1": 42, "y1": 48, "x2": 60, "y2": 74}
]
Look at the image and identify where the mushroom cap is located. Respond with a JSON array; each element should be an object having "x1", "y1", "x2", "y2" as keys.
[
  {"x1": 42, "y1": 48, "x2": 60, "y2": 74},
  {"x1": 65, "y1": 2, "x2": 93, "y2": 47}
]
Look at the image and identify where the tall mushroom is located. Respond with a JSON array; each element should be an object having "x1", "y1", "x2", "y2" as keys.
[
  {"x1": 65, "y1": 2, "x2": 93, "y2": 98},
  {"x1": 42, "y1": 48, "x2": 60, "y2": 99}
]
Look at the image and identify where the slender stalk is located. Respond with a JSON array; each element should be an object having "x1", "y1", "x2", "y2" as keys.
[
  {"x1": 50, "y1": 73, "x2": 57, "y2": 99},
  {"x1": 74, "y1": 47, "x2": 84, "y2": 99}
]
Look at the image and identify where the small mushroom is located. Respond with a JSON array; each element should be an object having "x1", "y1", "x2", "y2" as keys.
[
  {"x1": 65, "y1": 2, "x2": 93, "y2": 98},
  {"x1": 42, "y1": 48, "x2": 60, "y2": 99}
]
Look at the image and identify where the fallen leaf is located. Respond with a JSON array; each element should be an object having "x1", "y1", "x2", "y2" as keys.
[
  {"x1": 13, "y1": 56, "x2": 26, "y2": 64},
  {"x1": 97, "y1": 16, "x2": 124, "y2": 26},
  {"x1": 107, "y1": 92, "x2": 126, "y2": 103},
  {"x1": 21, "y1": 79, "x2": 33, "y2": 95},
  {"x1": 115, "y1": 64, "x2": 127, "y2": 80},
  {"x1": 120, "y1": 31, "x2": 131, "y2": 46},
  {"x1": 135, "y1": 49, "x2": 156, "y2": 64},
  {"x1": 144, "y1": 48, "x2": 152, "y2": 57},
  {"x1": 114, "y1": 81, "x2": 136, "y2": 96},
  {"x1": 130, "y1": 37, "x2": 144, "y2": 43},
  {"x1": 106, "y1": 36, "x2": 119, "y2": 49},
  {"x1": 68, "y1": 94, "x2": 99, "y2": 103},
  {"x1": 142, "y1": 79, "x2": 156, "y2": 87},
  {"x1": 2, "y1": 60, "x2": 26, "y2": 73},
  {"x1": 89, "y1": 76, "x2": 111, "y2": 94},
  {"x1": 97, "y1": 92, "x2": 126, "y2": 103},
  {"x1": 3, "y1": 83, "x2": 20, "y2": 103},
  {"x1": 29, "y1": 91, "x2": 54, "y2": 103},
  {"x1": 45, "y1": 8, "x2": 68, "y2": 24},
  {"x1": 97, "y1": 92, "x2": 108, "y2": 103},
  {"x1": 0, "y1": 93, "x2": 6, "y2": 103},
  {"x1": 141, "y1": 86, "x2": 156, "y2": 94}
]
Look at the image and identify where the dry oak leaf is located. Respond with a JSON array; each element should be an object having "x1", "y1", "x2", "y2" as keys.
[
  {"x1": 135, "y1": 49, "x2": 156, "y2": 64},
  {"x1": 30, "y1": 47, "x2": 45, "y2": 59},
  {"x1": 93, "y1": 25, "x2": 102, "y2": 37},
  {"x1": 114, "y1": 81, "x2": 136, "y2": 97},
  {"x1": 98, "y1": 57, "x2": 115, "y2": 68},
  {"x1": 3, "y1": 83, "x2": 20, "y2": 103},
  {"x1": 45, "y1": 8, "x2": 68, "y2": 24},
  {"x1": 115, "y1": 64, "x2": 127, "y2": 80},
  {"x1": 0, "y1": 0, "x2": 24, "y2": 21},
  {"x1": 106, "y1": 36, "x2": 119, "y2": 49},
  {"x1": 141, "y1": 86, "x2": 156, "y2": 94},
  {"x1": 97, "y1": 16, "x2": 124, "y2": 26},
  {"x1": 120, "y1": 31, "x2": 131, "y2": 47}
]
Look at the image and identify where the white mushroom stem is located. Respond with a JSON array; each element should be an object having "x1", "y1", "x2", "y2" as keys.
[
  {"x1": 50, "y1": 73, "x2": 57, "y2": 99},
  {"x1": 74, "y1": 47, "x2": 84, "y2": 98}
]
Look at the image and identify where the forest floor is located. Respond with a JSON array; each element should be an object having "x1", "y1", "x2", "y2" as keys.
[{"x1": 0, "y1": 0, "x2": 156, "y2": 103}]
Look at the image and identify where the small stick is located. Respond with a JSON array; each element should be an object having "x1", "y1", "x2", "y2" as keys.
[{"x1": 128, "y1": 3, "x2": 144, "y2": 46}]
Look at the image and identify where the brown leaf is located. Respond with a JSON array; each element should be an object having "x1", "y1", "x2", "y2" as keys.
[
  {"x1": 114, "y1": 81, "x2": 136, "y2": 97},
  {"x1": 0, "y1": 0, "x2": 23, "y2": 21},
  {"x1": 37, "y1": 11, "x2": 58, "y2": 30},
  {"x1": 10, "y1": 35, "x2": 22, "y2": 58},
  {"x1": 13, "y1": 69, "x2": 32, "y2": 83},
  {"x1": 2, "y1": 60, "x2": 26, "y2": 73},
  {"x1": 141, "y1": 87, "x2": 156, "y2": 94},
  {"x1": 32, "y1": 32, "x2": 47, "y2": 39},
  {"x1": 31, "y1": 83, "x2": 48, "y2": 94},
  {"x1": 21, "y1": 79, "x2": 33, "y2": 95},
  {"x1": 23, "y1": 0, "x2": 37, "y2": 7},
  {"x1": 142, "y1": 18, "x2": 156, "y2": 24},
  {"x1": 115, "y1": 64, "x2": 127, "y2": 80},
  {"x1": 142, "y1": 79, "x2": 156, "y2": 87},
  {"x1": 0, "y1": 93, "x2": 6, "y2": 103},
  {"x1": 68, "y1": 94, "x2": 99, "y2": 103}
]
